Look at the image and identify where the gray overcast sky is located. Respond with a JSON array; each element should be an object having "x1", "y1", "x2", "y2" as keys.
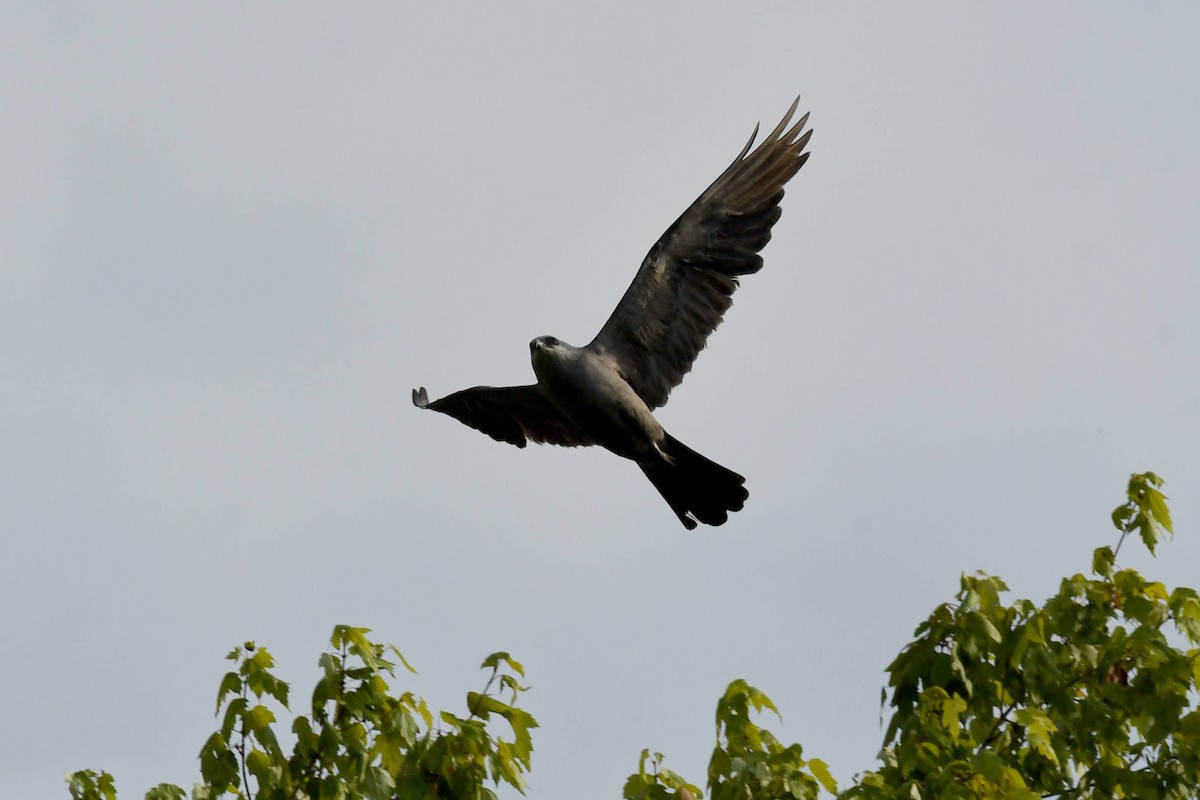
[{"x1": 3, "y1": 3, "x2": 1198, "y2": 798}]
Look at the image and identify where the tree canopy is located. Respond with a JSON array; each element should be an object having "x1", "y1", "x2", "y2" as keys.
[{"x1": 69, "y1": 472, "x2": 1199, "y2": 799}]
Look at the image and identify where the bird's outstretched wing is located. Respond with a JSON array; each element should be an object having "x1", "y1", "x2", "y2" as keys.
[
  {"x1": 412, "y1": 385, "x2": 593, "y2": 448},
  {"x1": 586, "y1": 98, "x2": 812, "y2": 409}
]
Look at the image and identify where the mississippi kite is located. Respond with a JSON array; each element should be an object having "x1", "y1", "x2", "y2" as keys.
[{"x1": 414, "y1": 99, "x2": 812, "y2": 529}]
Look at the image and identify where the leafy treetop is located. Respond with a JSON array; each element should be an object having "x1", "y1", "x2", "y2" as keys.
[{"x1": 70, "y1": 473, "x2": 1198, "y2": 800}]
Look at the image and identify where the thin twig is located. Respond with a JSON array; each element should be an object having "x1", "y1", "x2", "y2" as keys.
[
  {"x1": 1113, "y1": 527, "x2": 1130, "y2": 560},
  {"x1": 469, "y1": 667, "x2": 500, "y2": 719},
  {"x1": 978, "y1": 701, "x2": 1018, "y2": 752},
  {"x1": 240, "y1": 674, "x2": 251, "y2": 799}
]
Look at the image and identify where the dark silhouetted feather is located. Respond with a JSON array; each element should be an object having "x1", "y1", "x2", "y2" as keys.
[
  {"x1": 588, "y1": 98, "x2": 812, "y2": 409},
  {"x1": 638, "y1": 434, "x2": 748, "y2": 530},
  {"x1": 413, "y1": 385, "x2": 592, "y2": 448}
]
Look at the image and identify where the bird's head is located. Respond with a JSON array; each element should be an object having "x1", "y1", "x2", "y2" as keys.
[
  {"x1": 530, "y1": 335, "x2": 575, "y2": 370},
  {"x1": 529, "y1": 335, "x2": 562, "y2": 353}
]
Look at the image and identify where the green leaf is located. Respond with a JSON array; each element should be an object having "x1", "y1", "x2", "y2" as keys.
[
  {"x1": 1169, "y1": 590, "x2": 1200, "y2": 644},
  {"x1": 972, "y1": 749, "x2": 1005, "y2": 784},
  {"x1": 748, "y1": 685, "x2": 781, "y2": 719},
  {"x1": 414, "y1": 695, "x2": 433, "y2": 728},
  {"x1": 1112, "y1": 504, "x2": 1135, "y2": 531},
  {"x1": 312, "y1": 675, "x2": 332, "y2": 714},
  {"x1": 198, "y1": 732, "x2": 239, "y2": 793},
  {"x1": 362, "y1": 766, "x2": 396, "y2": 800},
  {"x1": 1137, "y1": 514, "x2": 1160, "y2": 555},
  {"x1": 1126, "y1": 473, "x2": 1174, "y2": 555},
  {"x1": 318, "y1": 652, "x2": 340, "y2": 688},
  {"x1": 245, "y1": 748, "x2": 273, "y2": 788},
  {"x1": 481, "y1": 651, "x2": 525, "y2": 677},
  {"x1": 248, "y1": 646, "x2": 276, "y2": 671},
  {"x1": 371, "y1": 729, "x2": 410, "y2": 774},
  {"x1": 245, "y1": 703, "x2": 276, "y2": 733},
  {"x1": 1144, "y1": 581, "x2": 1169, "y2": 601},
  {"x1": 1014, "y1": 708, "x2": 1059, "y2": 766},
  {"x1": 257, "y1": 723, "x2": 283, "y2": 759},
  {"x1": 220, "y1": 696, "x2": 247, "y2": 741},
  {"x1": 808, "y1": 757, "x2": 838, "y2": 794},
  {"x1": 1144, "y1": 486, "x2": 1174, "y2": 534},
  {"x1": 980, "y1": 616, "x2": 1002, "y2": 643},
  {"x1": 319, "y1": 774, "x2": 346, "y2": 800},
  {"x1": 345, "y1": 626, "x2": 387, "y2": 674},
  {"x1": 293, "y1": 716, "x2": 318, "y2": 757},
  {"x1": 215, "y1": 671, "x2": 242, "y2": 714},
  {"x1": 389, "y1": 644, "x2": 418, "y2": 674},
  {"x1": 318, "y1": 723, "x2": 341, "y2": 760},
  {"x1": 941, "y1": 692, "x2": 967, "y2": 738},
  {"x1": 466, "y1": 690, "x2": 496, "y2": 718}
]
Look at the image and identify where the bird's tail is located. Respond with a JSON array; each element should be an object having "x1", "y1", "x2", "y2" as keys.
[{"x1": 639, "y1": 433, "x2": 748, "y2": 530}]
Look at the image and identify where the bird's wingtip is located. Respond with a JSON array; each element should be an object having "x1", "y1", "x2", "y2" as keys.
[{"x1": 412, "y1": 387, "x2": 430, "y2": 408}]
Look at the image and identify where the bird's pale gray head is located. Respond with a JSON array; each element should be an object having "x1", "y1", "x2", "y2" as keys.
[{"x1": 529, "y1": 335, "x2": 563, "y2": 353}]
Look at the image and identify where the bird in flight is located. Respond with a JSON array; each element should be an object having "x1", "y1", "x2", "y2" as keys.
[{"x1": 414, "y1": 99, "x2": 812, "y2": 529}]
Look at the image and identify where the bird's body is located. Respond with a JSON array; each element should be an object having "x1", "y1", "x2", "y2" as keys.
[
  {"x1": 530, "y1": 336, "x2": 662, "y2": 463},
  {"x1": 414, "y1": 99, "x2": 813, "y2": 529}
]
